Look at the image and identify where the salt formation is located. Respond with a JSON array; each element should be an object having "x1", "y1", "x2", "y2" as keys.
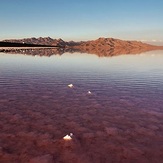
[{"x1": 68, "y1": 84, "x2": 73, "y2": 88}]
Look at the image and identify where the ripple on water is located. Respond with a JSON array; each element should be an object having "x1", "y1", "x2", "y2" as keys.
[{"x1": 0, "y1": 52, "x2": 163, "y2": 162}]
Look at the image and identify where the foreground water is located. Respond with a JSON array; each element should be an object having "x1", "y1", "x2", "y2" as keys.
[{"x1": 0, "y1": 51, "x2": 163, "y2": 163}]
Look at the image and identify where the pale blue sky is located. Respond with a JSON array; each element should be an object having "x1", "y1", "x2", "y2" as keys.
[{"x1": 0, "y1": 0, "x2": 163, "y2": 44}]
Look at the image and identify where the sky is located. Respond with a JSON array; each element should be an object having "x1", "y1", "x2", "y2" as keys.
[{"x1": 0, "y1": 0, "x2": 163, "y2": 44}]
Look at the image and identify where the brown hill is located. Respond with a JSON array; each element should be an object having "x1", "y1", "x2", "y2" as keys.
[
  {"x1": 72, "y1": 37, "x2": 163, "y2": 55},
  {"x1": 79, "y1": 37, "x2": 153, "y2": 49}
]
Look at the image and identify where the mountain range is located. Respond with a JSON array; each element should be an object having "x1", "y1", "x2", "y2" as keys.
[
  {"x1": 2, "y1": 37, "x2": 77, "y2": 47},
  {"x1": 1, "y1": 37, "x2": 163, "y2": 56}
]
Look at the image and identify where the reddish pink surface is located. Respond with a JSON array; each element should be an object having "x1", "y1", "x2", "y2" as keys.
[
  {"x1": 0, "y1": 94, "x2": 163, "y2": 163},
  {"x1": 0, "y1": 53, "x2": 163, "y2": 162}
]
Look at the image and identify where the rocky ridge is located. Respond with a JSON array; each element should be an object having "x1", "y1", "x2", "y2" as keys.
[
  {"x1": 2, "y1": 37, "x2": 163, "y2": 56},
  {"x1": 2, "y1": 37, "x2": 79, "y2": 47}
]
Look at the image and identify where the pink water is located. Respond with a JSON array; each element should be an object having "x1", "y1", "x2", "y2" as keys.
[{"x1": 0, "y1": 52, "x2": 163, "y2": 162}]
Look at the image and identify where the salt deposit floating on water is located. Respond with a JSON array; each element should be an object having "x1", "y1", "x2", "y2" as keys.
[
  {"x1": 63, "y1": 135, "x2": 72, "y2": 140},
  {"x1": 63, "y1": 133, "x2": 73, "y2": 140},
  {"x1": 68, "y1": 84, "x2": 74, "y2": 88},
  {"x1": 70, "y1": 133, "x2": 73, "y2": 137}
]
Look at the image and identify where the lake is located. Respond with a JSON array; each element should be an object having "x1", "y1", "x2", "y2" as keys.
[{"x1": 0, "y1": 51, "x2": 163, "y2": 163}]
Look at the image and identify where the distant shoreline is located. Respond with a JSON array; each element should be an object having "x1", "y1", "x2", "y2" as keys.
[
  {"x1": 0, "y1": 41, "x2": 60, "y2": 48},
  {"x1": 0, "y1": 47, "x2": 57, "y2": 50},
  {"x1": 1, "y1": 37, "x2": 163, "y2": 56}
]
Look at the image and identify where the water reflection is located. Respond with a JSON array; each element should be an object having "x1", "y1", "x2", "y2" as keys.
[
  {"x1": 0, "y1": 51, "x2": 163, "y2": 162},
  {"x1": 0, "y1": 46, "x2": 160, "y2": 57}
]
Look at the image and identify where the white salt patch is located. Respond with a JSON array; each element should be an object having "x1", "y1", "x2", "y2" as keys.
[
  {"x1": 87, "y1": 91, "x2": 92, "y2": 94},
  {"x1": 68, "y1": 84, "x2": 73, "y2": 88},
  {"x1": 63, "y1": 135, "x2": 72, "y2": 140}
]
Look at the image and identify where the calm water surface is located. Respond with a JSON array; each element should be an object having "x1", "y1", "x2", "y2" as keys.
[{"x1": 0, "y1": 51, "x2": 163, "y2": 162}]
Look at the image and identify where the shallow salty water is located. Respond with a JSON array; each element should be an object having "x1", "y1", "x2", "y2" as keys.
[{"x1": 0, "y1": 51, "x2": 163, "y2": 163}]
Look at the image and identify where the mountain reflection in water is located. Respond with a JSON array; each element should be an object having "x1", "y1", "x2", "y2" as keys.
[{"x1": 0, "y1": 46, "x2": 161, "y2": 57}]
